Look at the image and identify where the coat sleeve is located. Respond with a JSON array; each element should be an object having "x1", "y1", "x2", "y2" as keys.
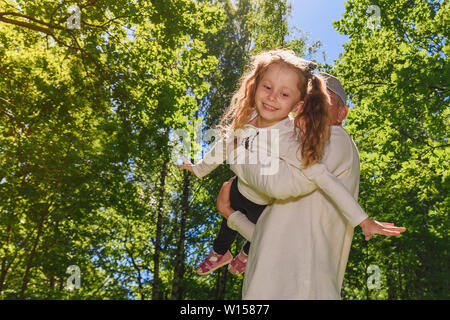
[
  {"x1": 301, "y1": 163, "x2": 368, "y2": 227},
  {"x1": 192, "y1": 137, "x2": 233, "y2": 178},
  {"x1": 229, "y1": 130, "x2": 368, "y2": 227},
  {"x1": 230, "y1": 146, "x2": 317, "y2": 198},
  {"x1": 227, "y1": 211, "x2": 255, "y2": 241}
]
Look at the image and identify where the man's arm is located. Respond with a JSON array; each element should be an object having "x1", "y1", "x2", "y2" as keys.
[{"x1": 216, "y1": 178, "x2": 255, "y2": 241}]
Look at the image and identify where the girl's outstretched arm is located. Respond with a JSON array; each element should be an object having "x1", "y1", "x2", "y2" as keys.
[
  {"x1": 229, "y1": 128, "x2": 369, "y2": 228},
  {"x1": 216, "y1": 178, "x2": 406, "y2": 241},
  {"x1": 179, "y1": 135, "x2": 233, "y2": 178},
  {"x1": 229, "y1": 156, "x2": 368, "y2": 227}
]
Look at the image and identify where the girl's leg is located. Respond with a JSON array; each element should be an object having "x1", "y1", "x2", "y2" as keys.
[
  {"x1": 227, "y1": 177, "x2": 267, "y2": 274},
  {"x1": 242, "y1": 240, "x2": 251, "y2": 255},
  {"x1": 212, "y1": 176, "x2": 243, "y2": 254},
  {"x1": 240, "y1": 201, "x2": 265, "y2": 255},
  {"x1": 197, "y1": 177, "x2": 241, "y2": 275},
  {"x1": 212, "y1": 218, "x2": 238, "y2": 255}
]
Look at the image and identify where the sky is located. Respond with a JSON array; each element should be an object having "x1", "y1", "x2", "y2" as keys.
[{"x1": 288, "y1": 0, "x2": 350, "y2": 64}]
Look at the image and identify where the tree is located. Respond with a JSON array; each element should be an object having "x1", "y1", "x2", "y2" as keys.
[
  {"x1": 333, "y1": 0, "x2": 448, "y2": 299},
  {"x1": 0, "y1": 0, "x2": 222, "y2": 299}
]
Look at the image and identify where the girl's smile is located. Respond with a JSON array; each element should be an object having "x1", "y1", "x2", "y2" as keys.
[{"x1": 262, "y1": 102, "x2": 278, "y2": 112}]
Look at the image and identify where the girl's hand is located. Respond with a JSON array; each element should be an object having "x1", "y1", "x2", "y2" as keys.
[
  {"x1": 177, "y1": 156, "x2": 194, "y2": 173},
  {"x1": 359, "y1": 218, "x2": 406, "y2": 241},
  {"x1": 217, "y1": 178, "x2": 235, "y2": 219}
]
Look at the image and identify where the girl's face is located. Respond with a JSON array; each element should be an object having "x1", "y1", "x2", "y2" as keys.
[{"x1": 254, "y1": 63, "x2": 303, "y2": 128}]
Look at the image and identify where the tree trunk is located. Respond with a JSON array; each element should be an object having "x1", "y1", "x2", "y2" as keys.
[
  {"x1": 49, "y1": 275, "x2": 56, "y2": 290},
  {"x1": 215, "y1": 242, "x2": 241, "y2": 300},
  {"x1": 152, "y1": 161, "x2": 167, "y2": 300},
  {"x1": 171, "y1": 170, "x2": 190, "y2": 300},
  {"x1": 386, "y1": 259, "x2": 396, "y2": 300},
  {"x1": 214, "y1": 266, "x2": 228, "y2": 300},
  {"x1": 0, "y1": 225, "x2": 12, "y2": 293},
  {"x1": 397, "y1": 251, "x2": 404, "y2": 299},
  {"x1": 129, "y1": 249, "x2": 144, "y2": 300},
  {"x1": 19, "y1": 206, "x2": 48, "y2": 299},
  {"x1": 364, "y1": 241, "x2": 370, "y2": 300}
]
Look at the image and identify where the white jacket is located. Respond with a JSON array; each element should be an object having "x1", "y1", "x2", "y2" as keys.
[{"x1": 227, "y1": 126, "x2": 366, "y2": 299}]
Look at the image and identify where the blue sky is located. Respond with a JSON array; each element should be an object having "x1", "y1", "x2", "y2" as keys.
[{"x1": 288, "y1": 0, "x2": 349, "y2": 64}]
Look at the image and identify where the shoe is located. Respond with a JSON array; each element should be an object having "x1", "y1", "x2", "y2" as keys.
[
  {"x1": 228, "y1": 250, "x2": 248, "y2": 275},
  {"x1": 196, "y1": 249, "x2": 233, "y2": 275}
]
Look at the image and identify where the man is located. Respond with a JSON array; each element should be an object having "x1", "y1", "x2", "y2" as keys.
[
  {"x1": 216, "y1": 73, "x2": 405, "y2": 299},
  {"x1": 320, "y1": 72, "x2": 349, "y2": 126}
]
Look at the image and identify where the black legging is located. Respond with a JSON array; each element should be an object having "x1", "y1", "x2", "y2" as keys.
[{"x1": 213, "y1": 176, "x2": 267, "y2": 255}]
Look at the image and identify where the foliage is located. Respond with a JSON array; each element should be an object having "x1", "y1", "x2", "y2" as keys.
[
  {"x1": 0, "y1": 0, "x2": 446, "y2": 300},
  {"x1": 333, "y1": 0, "x2": 448, "y2": 299}
]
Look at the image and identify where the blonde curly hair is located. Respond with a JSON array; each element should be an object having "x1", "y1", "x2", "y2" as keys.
[{"x1": 218, "y1": 49, "x2": 331, "y2": 167}]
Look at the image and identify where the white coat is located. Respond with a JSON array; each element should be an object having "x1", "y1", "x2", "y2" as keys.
[{"x1": 228, "y1": 125, "x2": 366, "y2": 299}]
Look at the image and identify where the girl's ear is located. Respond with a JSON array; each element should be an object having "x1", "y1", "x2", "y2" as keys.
[{"x1": 292, "y1": 101, "x2": 304, "y2": 114}]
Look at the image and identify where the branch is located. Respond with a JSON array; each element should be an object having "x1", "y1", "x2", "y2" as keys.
[
  {"x1": 0, "y1": 14, "x2": 80, "y2": 51},
  {"x1": 0, "y1": 5, "x2": 127, "y2": 85},
  {"x1": 417, "y1": 143, "x2": 450, "y2": 159},
  {"x1": 0, "y1": 11, "x2": 68, "y2": 31},
  {"x1": 428, "y1": 85, "x2": 449, "y2": 92},
  {"x1": 0, "y1": 97, "x2": 17, "y2": 108},
  {"x1": 360, "y1": 81, "x2": 395, "y2": 87},
  {"x1": 0, "y1": 14, "x2": 55, "y2": 35}
]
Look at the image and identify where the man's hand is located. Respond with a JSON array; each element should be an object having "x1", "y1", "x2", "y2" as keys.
[
  {"x1": 217, "y1": 178, "x2": 235, "y2": 219},
  {"x1": 359, "y1": 218, "x2": 406, "y2": 241}
]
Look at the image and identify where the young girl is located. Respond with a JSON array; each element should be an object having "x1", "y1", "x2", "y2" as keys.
[{"x1": 178, "y1": 49, "x2": 369, "y2": 276}]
